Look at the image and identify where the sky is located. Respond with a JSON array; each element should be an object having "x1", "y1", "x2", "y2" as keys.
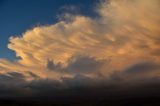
[
  {"x1": 0, "y1": 0, "x2": 160, "y2": 105},
  {"x1": 0, "y1": 0, "x2": 97, "y2": 60}
]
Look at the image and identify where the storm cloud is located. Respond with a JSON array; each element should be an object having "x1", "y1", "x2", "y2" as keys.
[{"x1": 0, "y1": 0, "x2": 160, "y2": 102}]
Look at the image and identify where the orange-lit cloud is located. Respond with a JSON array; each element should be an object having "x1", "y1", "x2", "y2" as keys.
[{"x1": 0, "y1": 0, "x2": 160, "y2": 82}]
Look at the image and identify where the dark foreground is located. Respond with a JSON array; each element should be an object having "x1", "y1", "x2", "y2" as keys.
[
  {"x1": 0, "y1": 82, "x2": 160, "y2": 106},
  {"x1": 0, "y1": 97, "x2": 160, "y2": 106},
  {"x1": 0, "y1": 85, "x2": 160, "y2": 106}
]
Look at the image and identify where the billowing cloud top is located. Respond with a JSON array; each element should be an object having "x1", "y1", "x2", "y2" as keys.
[{"x1": 0, "y1": 0, "x2": 160, "y2": 98}]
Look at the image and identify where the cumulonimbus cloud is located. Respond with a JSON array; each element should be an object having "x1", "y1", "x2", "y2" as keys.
[{"x1": 0, "y1": 0, "x2": 160, "y2": 84}]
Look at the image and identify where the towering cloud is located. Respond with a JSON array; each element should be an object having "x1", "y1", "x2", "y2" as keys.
[{"x1": 0, "y1": 0, "x2": 160, "y2": 93}]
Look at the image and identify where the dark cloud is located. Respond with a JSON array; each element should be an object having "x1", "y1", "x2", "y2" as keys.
[
  {"x1": 46, "y1": 59, "x2": 62, "y2": 71},
  {"x1": 65, "y1": 56, "x2": 106, "y2": 74},
  {"x1": 27, "y1": 71, "x2": 40, "y2": 79},
  {"x1": 124, "y1": 62, "x2": 160, "y2": 74},
  {"x1": 47, "y1": 56, "x2": 106, "y2": 74},
  {"x1": 62, "y1": 74, "x2": 94, "y2": 87},
  {"x1": 151, "y1": 49, "x2": 160, "y2": 56},
  {"x1": 0, "y1": 72, "x2": 28, "y2": 97},
  {"x1": 0, "y1": 71, "x2": 159, "y2": 106},
  {"x1": 7, "y1": 72, "x2": 25, "y2": 79},
  {"x1": 0, "y1": 72, "x2": 25, "y2": 85},
  {"x1": 1, "y1": 61, "x2": 160, "y2": 99},
  {"x1": 107, "y1": 62, "x2": 160, "y2": 83}
]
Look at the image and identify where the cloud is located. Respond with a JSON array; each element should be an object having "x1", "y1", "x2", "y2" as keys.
[
  {"x1": 0, "y1": 71, "x2": 160, "y2": 103},
  {"x1": 0, "y1": 0, "x2": 160, "y2": 99},
  {"x1": 108, "y1": 62, "x2": 160, "y2": 84},
  {"x1": 64, "y1": 56, "x2": 106, "y2": 74},
  {"x1": 125, "y1": 62, "x2": 160, "y2": 74},
  {"x1": 47, "y1": 56, "x2": 107, "y2": 75}
]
